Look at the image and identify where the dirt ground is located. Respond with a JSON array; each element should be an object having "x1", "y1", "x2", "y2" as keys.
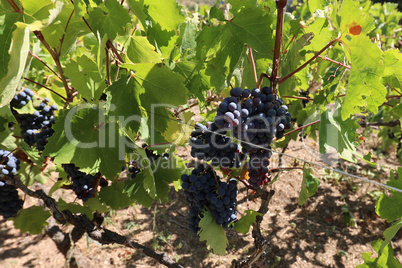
[{"x1": 1, "y1": 123, "x2": 401, "y2": 268}]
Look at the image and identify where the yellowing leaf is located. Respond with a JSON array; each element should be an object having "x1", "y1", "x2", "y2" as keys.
[{"x1": 162, "y1": 111, "x2": 194, "y2": 145}]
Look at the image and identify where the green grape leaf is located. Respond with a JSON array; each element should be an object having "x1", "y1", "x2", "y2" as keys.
[
  {"x1": 106, "y1": 78, "x2": 142, "y2": 134},
  {"x1": 230, "y1": 5, "x2": 274, "y2": 57},
  {"x1": 320, "y1": 103, "x2": 360, "y2": 162},
  {"x1": 180, "y1": 21, "x2": 197, "y2": 60},
  {"x1": 22, "y1": 0, "x2": 54, "y2": 30},
  {"x1": 299, "y1": 166, "x2": 320, "y2": 205},
  {"x1": 42, "y1": 104, "x2": 126, "y2": 179},
  {"x1": 144, "y1": 0, "x2": 185, "y2": 31},
  {"x1": 339, "y1": 0, "x2": 375, "y2": 38},
  {"x1": 161, "y1": 111, "x2": 193, "y2": 145},
  {"x1": 126, "y1": 36, "x2": 162, "y2": 64},
  {"x1": 124, "y1": 63, "x2": 188, "y2": 134},
  {"x1": 123, "y1": 174, "x2": 155, "y2": 207},
  {"x1": 357, "y1": 239, "x2": 401, "y2": 268},
  {"x1": 0, "y1": 12, "x2": 22, "y2": 80},
  {"x1": 383, "y1": 49, "x2": 402, "y2": 89},
  {"x1": 87, "y1": 0, "x2": 131, "y2": 39},
  {"x1": 173, "y1": 60, "x2": 208, "y2": 101},
  {"x1": 0, "y1": 24, "x2": 29, "y2": 108},
  {"x1": 197, "y1": 24, "x2": 243, "y2": 90},
  {"x1": 99, "y1": 181, "x2": 138, "y2": 210},
  {"x1": 379, "y1": 220, "x2": 402, "y2": 256},
  {"x1": 153, "y1": 156, "x2": 185, "y2": 204},
  {"x1": 280, "y1": 33, "x2": 314, "y2": 96},
  {"x1": 64, "y1": 55, "x2": 106, "y2": 101},
  {"x1": 308, "y1": 0, "x2": 326, "y2": 14},
  {"x1": 48, "y1": 176, "x2": 69, "y2": 196},
  {"x1": 392, "y1": 103, "x2": 402, "y2": 118},
  {"x1": 376, "y1": 167, "x2": 402, "y2": 222},
  {"x1": 232, "y1": 209, "x2": 262, "y2": 235},
  {"x1": 73, "y1": 0, "x2": 86, "y2": 18},
  {"x1": 85, "y1": 197, "x2": 108, "y2": 213},
  {"x1": 342, "y1": 35, "x2": 386, "y2": 120},
  {"x1": 42, "y1": 3, "x2": 90, "y2": 57},
  {"x1": 198, "y1": 209, "x2": 228, "y2": 255},
  {"x1": 58, "y1": 198, "x2": 92, "y2": 218},
  {"x1": 126, "y1": 0, "x2": 148, "y2": 29},
  {"x1": 0, "y1": 106, "x2": 17, "y2": 151},
  {"x1": 14, "y1": 206, "x2": 51, "y2": 234},
  {"x1": 18, "y1": 159, "x2": 50, "y2": 186}
]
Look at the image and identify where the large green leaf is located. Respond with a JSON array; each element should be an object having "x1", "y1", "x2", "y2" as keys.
[
  {"x1": 280, "y1": 33, "x2": 314, "y2": 96},
  {"x1": 87, "y1": 0, "x2": 131, "y2": 40},
  {"x1": 198, "y1": 209, "x2": 228, "y2": 255},
  {"x1": 342, "y1": 35, "x2": 386, "y2": 120},
  {"x1": 0, "y1": 12, "x2": 22, "y2": 80},
  {"x1": 153, "y1": 155, "x2": 185, "y2": 203},
  {"x1": 339, "y1": 0, "x2": 375, "y2": 38},
  {"x1": 123, "y1": 63, "x2": 189, "y2": 134},
  {"x1": 14, "y1": 206, "x2": 51, "y2": 234},
  {"x1": 230, "y1": 4, "x2": 274, "y2": 58},
  {"x1": 106, "y1": 77, "x2": 142, "y2": 133},
  {"x1": 383, "y1": 49, "x2": 402, "y2": 89},
  {"x1": 143, "y1": 0, "x2": 185, "y2": 31},
  {"x1": 41, "y1": 3, "x2": 90, "y2": 56},
  {"x1": 232, "y1": 209, "x2": 262, "y2": 235},
  {"x1": 197, "y1": 24, "x2": 243, "y2": 90},
  {"x1": 64, "y1": 55, "x2": 106, "y2": 101},
  {"x1": 0, "y1": 106, "x2": 17, "y2": 151},
  {"x1": 379, "y1": 220, "x2": 402, "y2": 256},
  {"x1": 126, "y1": 36, "x2": 162, "y2": 64},
  {"x1": 357, "y1": 239, "x2": 401, "y2": 268},
  {"x1": 376, "y1": 167, "x2": 402, "y2": 222},
  {"x1": 0, "y1": 24, "x2": 29, "y2": 108},
  {"x1": 42, "y1": 104, "x2": 126, "y2": 179},
  {"x1": 319, "y1": 103, "x2": 361, "y2": 162},
  {"x1": 22, "y1": 0, "x2": 54, "y2": 30},
  {"x1": 99, "y1": 182, "x2": 137, "y2": 210}
]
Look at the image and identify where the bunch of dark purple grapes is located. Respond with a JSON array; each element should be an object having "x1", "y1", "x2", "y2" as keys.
[
  {"x1": 181, "y1": 165, "x2": 238, "y2": 233},
  {"x1": 123, "y1": 144, "x2": 169, "y2": 179},
  {"x1": 62, "y1": 164, "x2": 96, "y2": 202},
  {"x1": 189, "y1": 123, "x2": 246, "y2": 168},
  {"x1": 214, "y1": 86, "x2": 292, "y2": 188},
  {"x1": 0, "y1": 150, "x2": 24, "y2": 218},
  {"x1": 15, "y1": 97, "x2": 57, "y2": 151}
]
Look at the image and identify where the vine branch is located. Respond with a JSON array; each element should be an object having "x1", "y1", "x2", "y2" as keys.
[
  {"x1": 270, "y1": 0, "x2": 288, "y2": 90},
  {"x1": 33, "y1": 31, "x2": 73, "y2": 103},
  {"x1": 278, "y1": 37, "x2": 340, "y2": 84},
  {"x1": 29, "y1": 51, "x2": 62, "y2": 80},
  {"x1": 24, "y1": 77, "x2": 67, "y2": 101}
]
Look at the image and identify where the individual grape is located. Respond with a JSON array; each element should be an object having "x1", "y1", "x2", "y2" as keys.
[
  {"x1": 230, "y1": 87, "x2": 243, "y2": 97},
  {"x1": 228, "y1": 102, "x2": 237, "y2": 112}
]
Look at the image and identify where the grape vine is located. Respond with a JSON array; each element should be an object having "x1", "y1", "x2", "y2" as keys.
[{"x1": 0, "y1": 0, "x2": 401, "y2": 267}]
